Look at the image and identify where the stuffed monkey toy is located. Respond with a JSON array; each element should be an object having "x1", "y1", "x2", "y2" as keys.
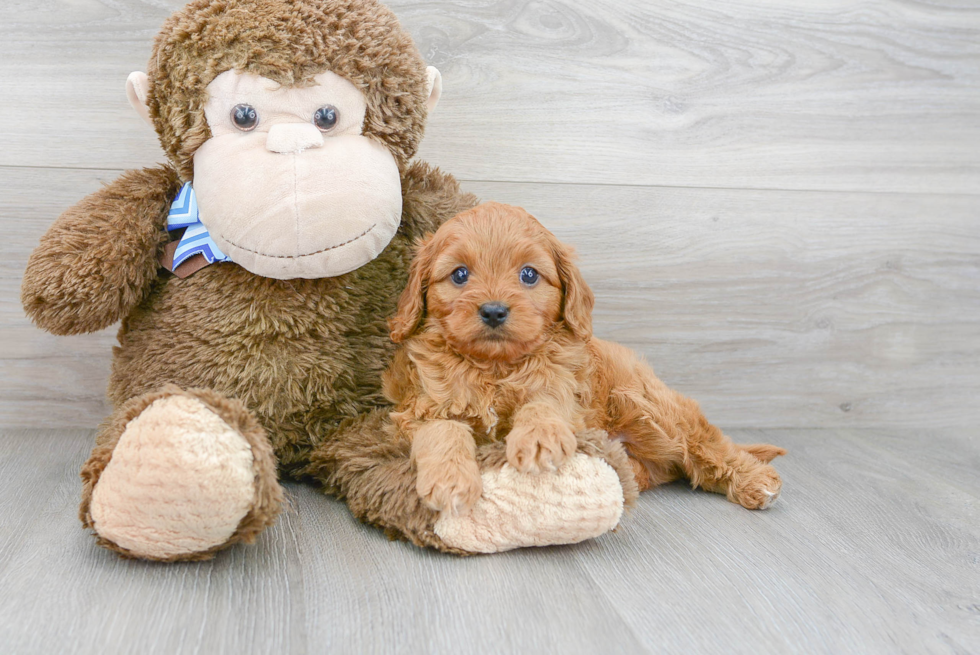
[{"x1": 21, "y1": 0, "x2": 634, "y2": 561}]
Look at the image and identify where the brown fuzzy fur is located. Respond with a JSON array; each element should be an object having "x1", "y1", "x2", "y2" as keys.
[
  {"x1": 384, "y1": 203, "x2": 786, "y2": 513},
  {"x1": 80, "y1": 385, "x2": 283, "y2": 562},
  {"x1": 98, "y1": 161, "x2": 476, "y2": 476},
  {"x1": 21, "y1": 166, "x2": 182, "y2": 336},
  {"x1": 22, "y1": 0, "x2": 640, "y2": 557},
  {"x1": 20, "y1": 0, "x2": 491, "y2": 557}
]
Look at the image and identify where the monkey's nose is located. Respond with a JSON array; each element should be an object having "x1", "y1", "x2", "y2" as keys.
[
  {"x1": 479, "y1": 302, "x2": 509, "y2": 328},
  {"x1": 266, "y1": 123, "x2": 324, "y2": 154}
]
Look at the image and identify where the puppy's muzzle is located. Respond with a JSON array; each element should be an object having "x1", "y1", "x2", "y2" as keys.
[{"x1": 479, "y1": 302, "x2": 509, "y2": 328}]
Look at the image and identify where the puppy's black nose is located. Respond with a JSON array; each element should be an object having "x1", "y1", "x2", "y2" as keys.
[{"x1": 479, "y1": 302, "x2": 509, "y2": 328}]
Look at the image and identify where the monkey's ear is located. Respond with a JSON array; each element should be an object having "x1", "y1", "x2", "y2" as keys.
[
  {"x1": 126, "y1": 72, "x2": 154, "y2": 127},
  {"x1": 551, "y1": 238, "x2": 595, "y2": 341},
  {"x1": 389, "y1": 236, "x2": 437, "y2": 343},
  {"x1": 425, "y1": 67, "x2": 443, "y2": 114}
]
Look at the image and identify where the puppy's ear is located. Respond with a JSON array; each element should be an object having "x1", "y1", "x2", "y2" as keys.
[
  {"x1": 390, "y1": 235, "x2": 437, "y2": 343},
  {"x1": 550, "y1": 236, "x2": 595, "y2": 340}
]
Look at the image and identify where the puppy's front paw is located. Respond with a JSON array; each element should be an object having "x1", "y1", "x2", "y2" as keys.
[
  {"x1": 416, "y1": 458, "x2": 483, "y2": 515},
  {"x1": 506, "y1": 421, "x2": 577, "y2": 474}
]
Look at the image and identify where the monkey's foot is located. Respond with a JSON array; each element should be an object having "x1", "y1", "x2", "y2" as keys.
[
  {"x1": 434, "y1": 452, "x2": 626, "y2": 554},
  {"x1": 80, "y1": 387, "x2": 282, "y2": 561}
]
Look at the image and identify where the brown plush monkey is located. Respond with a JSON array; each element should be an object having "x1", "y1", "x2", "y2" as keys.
[{"x1": 21, "y1": 0, "x2": 634, "y2": 561}]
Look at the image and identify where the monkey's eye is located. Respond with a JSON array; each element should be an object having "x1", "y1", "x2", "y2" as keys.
[
  {"x1": 313, "y1": 105, "x2": 339, "y2": 131},
  {"x1": 520, "y1": 266, "x2": 540, "y2": 286},
  {"x1": 230, "y1": 104, "x2": 259, "y2": 131},
  {"x1": 450, "y1": 266, "x2": 469, "y2": 286}
]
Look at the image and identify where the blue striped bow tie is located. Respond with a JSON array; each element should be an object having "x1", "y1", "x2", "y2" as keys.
[{"x1": 167, "y1": 183, "x2": 232, "y2": 270}]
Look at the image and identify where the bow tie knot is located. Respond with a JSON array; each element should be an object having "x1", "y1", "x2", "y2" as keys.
[{"x1": 167, "y1": 183, "x2": 232, "y2": 270}]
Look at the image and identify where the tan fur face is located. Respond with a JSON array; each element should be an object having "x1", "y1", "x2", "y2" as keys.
[
  {"x1": 191, "y1": 70, "x2": 403, "y2": 279},
  {"x1": 145, "y1": 0, "x2": 432, "y2": 181},
  {"x1": 390, "y1": 202, "x2": 595, "y2": 362},
  {"x1": 129, "y1": 0, "x2": 445, "y2": 280}
]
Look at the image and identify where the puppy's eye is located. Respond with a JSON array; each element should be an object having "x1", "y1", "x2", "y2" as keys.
[
  {"x1": 231, "y1": 104, "x2": 259, "y2": 131},
  {"x1": 520, "y1": 266, "x2": 540, "y2": 286},
  {"x1": 313, "y1": 105, "x2": 339, "y2": 131},
  {"x1": 450, "y1": 266, "x2": 469, "y2": 286}
]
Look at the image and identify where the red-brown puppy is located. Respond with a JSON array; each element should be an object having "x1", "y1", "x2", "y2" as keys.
[{"x1": 385, "y1": 202, "x2": 785, "y2": 515}]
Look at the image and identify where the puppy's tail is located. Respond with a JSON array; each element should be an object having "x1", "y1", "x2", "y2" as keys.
[{"x1": 738, "y1": 443, "x2": 787, "y2": 463}]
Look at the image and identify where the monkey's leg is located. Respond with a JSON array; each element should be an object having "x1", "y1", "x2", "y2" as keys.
[
  {"x1": 79, "y1": 385, "x2": 282, "y2": 561},
  {"x1": 304, "y1": 412, "x2": 637, "y2": 554}
]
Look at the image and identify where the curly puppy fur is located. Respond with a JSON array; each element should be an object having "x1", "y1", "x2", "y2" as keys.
[{"x1": 384, "y1": 202, "x2": 787, "y2": 514}]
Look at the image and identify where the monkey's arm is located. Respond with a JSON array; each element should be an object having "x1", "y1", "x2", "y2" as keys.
[{"x1": 21, "y1": 166, "x2": 181, "y2": 335}]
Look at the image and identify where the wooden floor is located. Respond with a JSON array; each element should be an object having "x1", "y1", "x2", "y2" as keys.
[
  {"x1": 1, "y1": 427, "x2": 977, "y2": 654},
  {"x1": 1, "y1": 1, "x2": 979, "y2": 653}
]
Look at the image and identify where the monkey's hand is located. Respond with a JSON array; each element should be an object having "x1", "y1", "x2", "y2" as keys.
[
  {"x1": 22, "y1": 166, "x2": 181, "y2": 335},
  {"x1": 434, "y1": 429, "x2": 633, "y2": 554}
]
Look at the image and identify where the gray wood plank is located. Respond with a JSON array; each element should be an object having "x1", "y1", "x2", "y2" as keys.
[
  {"x1": 464, "y1": 180, "x2": 980, "y2": 432},
  {"x1": 571, "y1": 427, "x2": 980, "y2": 654},
  {"x1": 1, "y1": 0, "x2": 978, "y2": 193},
  {"x1": 0, "y1": 429, "x2": 306, "y2": 655},
  {"x1": 2, "y1": 427, "x2": 977, "y2": 655},
  {"x1": 291, "y1": 486, "x2": 646, "y2": 655},
  {"x1": 4, "y1": 168, "x2": 978, "y2": 431}
]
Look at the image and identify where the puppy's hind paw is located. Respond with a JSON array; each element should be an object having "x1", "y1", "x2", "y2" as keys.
[
  {"x1": 759, "y1": 487, "x2": 780, "y2": 509},
  {"x1": 730, "y1": 465, "x2": 783, "y2": 510}
]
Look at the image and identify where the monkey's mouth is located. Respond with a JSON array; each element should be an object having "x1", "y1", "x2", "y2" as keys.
[{"x1": 216, "y1": 224, "x2": 377, "y2": 259}]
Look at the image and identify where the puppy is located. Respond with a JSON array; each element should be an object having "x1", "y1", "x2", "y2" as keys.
[{"x1": 384, "y1": 202, "x2": 785, "y2": 516}]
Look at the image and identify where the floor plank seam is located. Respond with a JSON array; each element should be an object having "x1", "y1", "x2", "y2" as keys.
[{"x1": 4, "y1": 164, "x2": 980, "y2": 199}]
